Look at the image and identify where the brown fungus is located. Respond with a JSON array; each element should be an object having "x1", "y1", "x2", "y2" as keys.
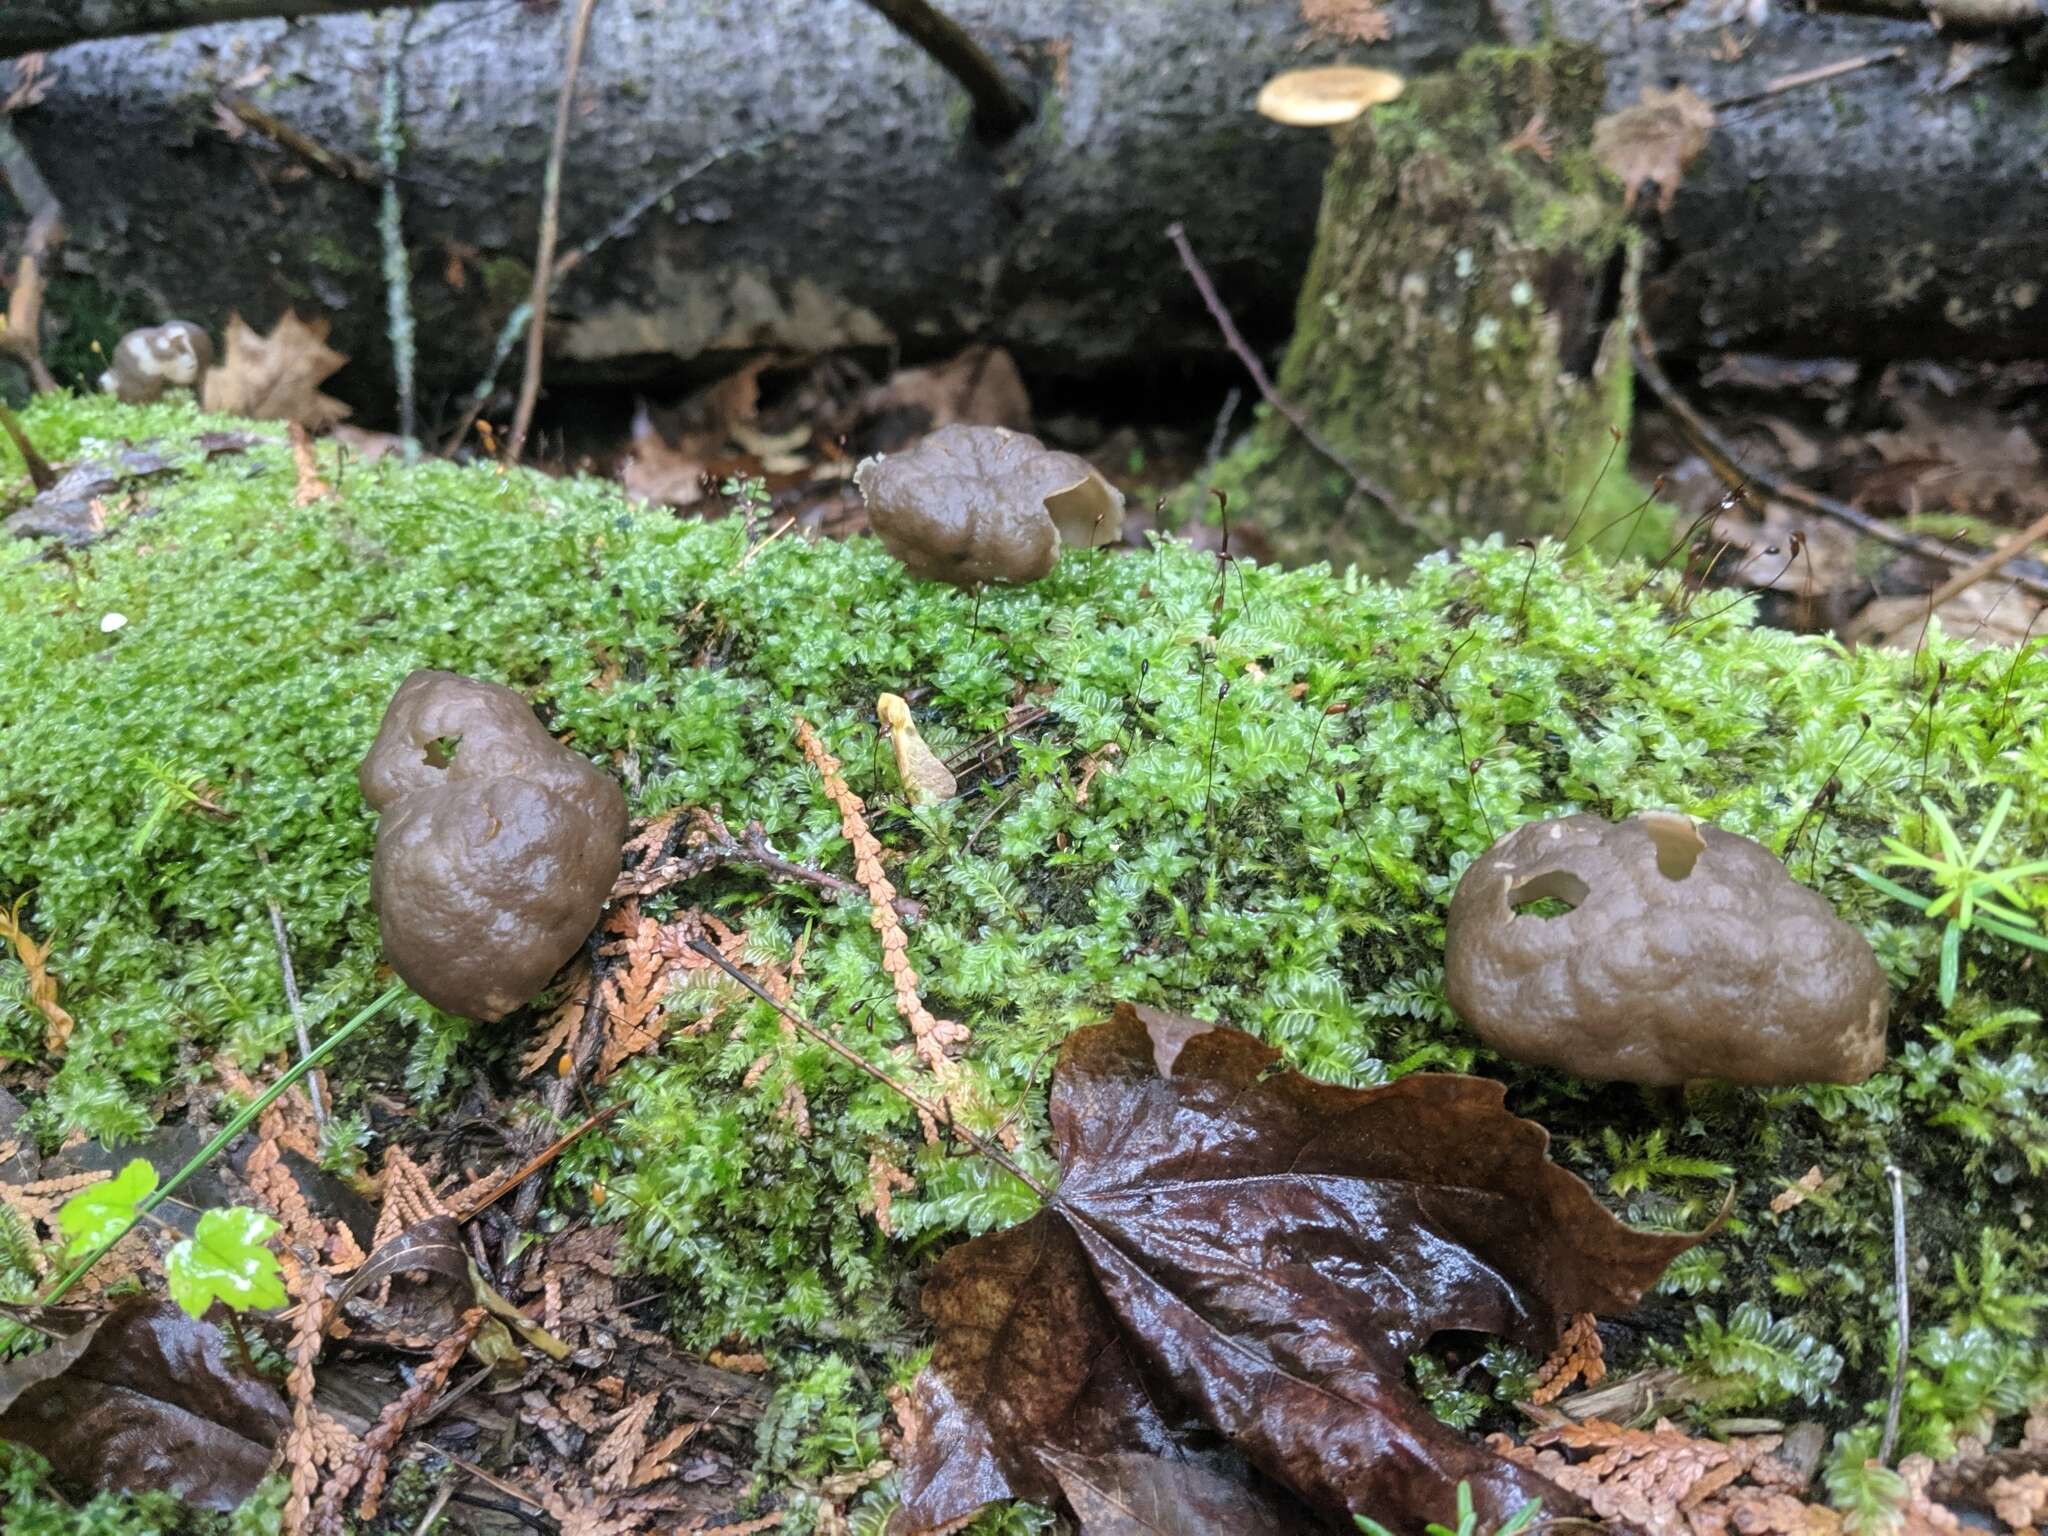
[
  {"x1": 1444, "y1": 812, "x2": 1888, "y2": 1087},
  {"x1": 358, "y1": 670, "x2": 627, "y2": 1022},
  {"x1": 98, "y1": 322, "x2": 213, "y2": 406},
  {"x1": 853, "y1": 423, "x2": 1125, "y2": 588}
]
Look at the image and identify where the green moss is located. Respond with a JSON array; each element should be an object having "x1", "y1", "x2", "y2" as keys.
[{"x1": 2, "y1": 396, "x2": 2045, "y2": 1525}]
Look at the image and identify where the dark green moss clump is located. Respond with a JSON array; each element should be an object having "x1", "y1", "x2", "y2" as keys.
[{"x1": 2, "y1": 397, "x2": 2044, "y2": 1527}]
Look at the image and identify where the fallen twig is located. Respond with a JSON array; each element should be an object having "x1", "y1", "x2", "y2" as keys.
[
  {"x1": 1711, "y1": 48, "x2": 1907, "y2": 111},
  {"x1": 215, "y1": 93, "x2": 379, "y2": 184},
  {"x1": 506, "y1": 0, "x2": 601, "y2": 463},
  {"x1": 1863, "y1": 503, "x2": 2048, "y2": 641},
  {"x1": 1631, "y1": 325, "x2": 2048, "y2": 603},
  {"x1": 446, "y1": 138, "x2": 759, "y2": 456},
  {"x1": 1881, "y1": 1163, "x2": 1910, "y2": 1465},
  {"x1": 1809, "y1": 0, "x2": 2044, "y2": 28},
  {"x1": 312, "y1": 1307, "x2": 483, "y2": 1528},
  {"x1": 613, "y1": 806, "x2": 924, "y2": 921},
  {"x1": 455, "y1": 1102, "x2": 621, "y2": 1220},
  {"x1": 0, "y1": 397, "x2": 53, "y2": 491},
  {"x1": 1165, "y1": 222, "x2": 1412, "y2": 528},
  {"x1": 0, "y1": 116, "x2": 61, "y2": 395},
  {"x1": 854, "y1": 0, "x2": 1033, "y2": 140}
]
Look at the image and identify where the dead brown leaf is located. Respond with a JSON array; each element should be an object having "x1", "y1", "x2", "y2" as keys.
[
  {"x1": 0, "y1": 895, "x2": 74, "y2": 1054},
  {"x1": 1868, "y1": 393, "x2": 2046, "y2": 517},
  {"x1": 1769, "y1": 1166, "x2": 1827, "y2": 1215},
  {"x1": 894, "y1": 1004, "x2": 1703, "y2": 1534},
  {"x1": 0, "y1": 1298, "x2": 289, "y2": 1510},
  {"x1": 857, "y1": 346, "x2": 1032, "y2": 441},
  {"x1": 1593, "y1": 85, "x2": 1716, "y2": 215},
  {"x1": 620, "y1": 402, "x2": 715, "y2": 509},
  {"x1": 202, "y1": 311, "x2": 351, "y2": 430}
]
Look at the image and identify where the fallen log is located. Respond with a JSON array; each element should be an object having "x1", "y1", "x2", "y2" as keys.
[{"x1": 3, "y1": 0, "x2": 2046, "y2": 424}]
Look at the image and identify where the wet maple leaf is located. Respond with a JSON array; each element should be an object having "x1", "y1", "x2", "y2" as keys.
[
  {"x1": 1593, "y1": 85, "x2": 1716, "y2": 215},
  {"x1": 0, "y1": 1298, "x2": 288, "y2": 1510},
  {"x1": 893, "y1": 1004, "x2": 1704, "y2": 1535},
  {"x1": 201, "y1": 310, "x2": 351, "y2": 429}
]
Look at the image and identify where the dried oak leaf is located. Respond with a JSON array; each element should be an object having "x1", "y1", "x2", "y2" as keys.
[
  {"x1": 1593, "y1": 85, "x2": 1716, "y2": 215},
  {"x1": 893, "y1": 1005, "x2": 1701, "y2": 1535},
  {"x1": 0, "y1": 1297, "x2": 288, "y2": 1509},
  {"x1": 201, "y1": 310, "x2": 351, "y2": 429}
]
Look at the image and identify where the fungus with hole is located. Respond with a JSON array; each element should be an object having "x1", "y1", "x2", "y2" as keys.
[
  {"x1": 358, "y1": 670, "x2": 627, "y2": 1022},
  {"x1": 1444, "y1": 812, "x2": 1888, "y2": 1087},
  {"x1": 98, "y1": 322, "x2": 213, "y2": 406},
  {"x1": 853, "y1": 423, "x2": 1125, "y2": 588}
]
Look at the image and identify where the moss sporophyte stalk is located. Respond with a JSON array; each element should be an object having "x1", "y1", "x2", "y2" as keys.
[{"x1": 1, "y1": 395, "x2": 2045, "y2": 1517}]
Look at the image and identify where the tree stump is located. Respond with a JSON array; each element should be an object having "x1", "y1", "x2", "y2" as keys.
[{"x1": 1213, "y1": 42, "x2": 1651, "y2": 574}]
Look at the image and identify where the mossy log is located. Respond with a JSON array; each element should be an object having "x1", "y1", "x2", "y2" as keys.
[
  {"x1": 8, "y1": 2, "x2": 2048, "y2": 417},
  {"x1": 4, "y1": 399, "x2": 2047, "y2": 1518},
  {"x1": 1211, "y1": 43, "x2": 1640, "y2": 573}
]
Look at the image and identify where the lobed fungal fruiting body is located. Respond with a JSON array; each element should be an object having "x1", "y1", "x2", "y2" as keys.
[
  {"x1": 854, "y1": 423, "x2": 1124, "y2": 588},
  {"x1": 358, "y1": 670, "x2": 626, "y2": 1021},
  {"x1": 1445, "y1": 812, "x2": 1889, "y2": 1087}
]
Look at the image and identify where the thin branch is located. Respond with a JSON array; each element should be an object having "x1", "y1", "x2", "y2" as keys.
[
  {"x1": 215, "y1": 93, "x2": 379, "y2": 184},
  {"x1": 2, "y1": 0, "x2": 461, "y2": 55},
  {"x1": 1165, "y1": 221, "x2": 1414, "y2": 528},
  {"x1": 0, "y1": 398, "x2": 53, "y2": 490},
  {"x1": 1631, "y1": 326, "x2": 2048, "y2": 603},
  {"x1": 1880, "y1": 1164, "x2": 1910, "y2": 1465},
  {"x1": 854, "y1": 0, "x2": 1033, "y2": 141},
  {"x1": 0, "y1": 116, "x2": 61, "y2": 395},
  {"x1": 687, "y1": 937, "x2": 1051, "y2": 1201},
  {"x1": 1869, "y1": 503, "x2": 2048, "y2": 639},
  {"x1": 443, "y1": 139, "x2": 762, "y2": 455},
  {"x1": 454, "y1": 1102, "x2": 621, "y2": 1220},
  {"x1": 1710, "y1": 48, "x2": 1908, "y2": 112},
  {"x1": 615, "y1": 807, "x2": 924, "y2": 922},
  {"x1": 1807, "y1": 0, "x2": 2044, "y2": 29},
  {"x1": 505, "y1": 0, "x2": 599, "y2": 464}
]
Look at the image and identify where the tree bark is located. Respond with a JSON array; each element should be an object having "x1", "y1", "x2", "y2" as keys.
[
  {"x1": 1, "y1": 0, "x2": 453, "y2": 55},
  {"x1": 5, "y1": 0, "x2": 2046, "y2": 426}
]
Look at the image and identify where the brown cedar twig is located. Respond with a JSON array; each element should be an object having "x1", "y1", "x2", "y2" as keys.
[
  {"x1": 1165, "y1": 221, "x2": 1414, "y2": 528},
  {"x1": 687, "y1": 937, "x2": 1051, "y2": 1200},
  {"x1": 1631, "y1": 326, "x2": 2048, "y2": 603},
  {"x1": 505, "y1": 0, "x2": 600, "y2": 464},
  {"x1": 1880, "y1": 1164, "x2": 1910, "y2": 1465},
  {"x1": 855, "y1": 0, "x2": 1033, "y2": 140}
]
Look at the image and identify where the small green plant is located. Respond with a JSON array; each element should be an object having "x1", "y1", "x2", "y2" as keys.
[
  {"x1": 126, "y1": 753, "x2": 223, "y2": 859},
  {"x1": 1601, "y1": 1127, "x2": 1734, "y2": 1198},
  {"x1": 1853, "y1": 790, "x2": 2048, "y2": 1006},
  {"x1": 58, "y1": 1160, "x2": 285, "y2": 1316},
  {"x1": 1356, "y1": 1480, "x2": 1542, "y2": 1536}
]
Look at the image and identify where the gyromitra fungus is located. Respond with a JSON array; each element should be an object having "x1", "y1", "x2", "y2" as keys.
[
  {"x1": 1444, "y1": 812, "x2": 1888, "y2": 1087},
  {"x1": 359, "y1": 670, "x2": 627, "y2": 1021},
  {"x1": 853, "y1": 423, "x2": 1125, "y2": 587},
  {"x1": 1256, "y1": 66, "x2": 1405, "y2": 129},
  {"x1": 99, "y1": 322, "x2": 213, "y2": 405}
]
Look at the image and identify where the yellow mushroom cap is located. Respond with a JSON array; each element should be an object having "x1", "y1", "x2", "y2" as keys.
[{"x1": 1256, "y1": 65, "x2": 1405, "y2": 127}]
